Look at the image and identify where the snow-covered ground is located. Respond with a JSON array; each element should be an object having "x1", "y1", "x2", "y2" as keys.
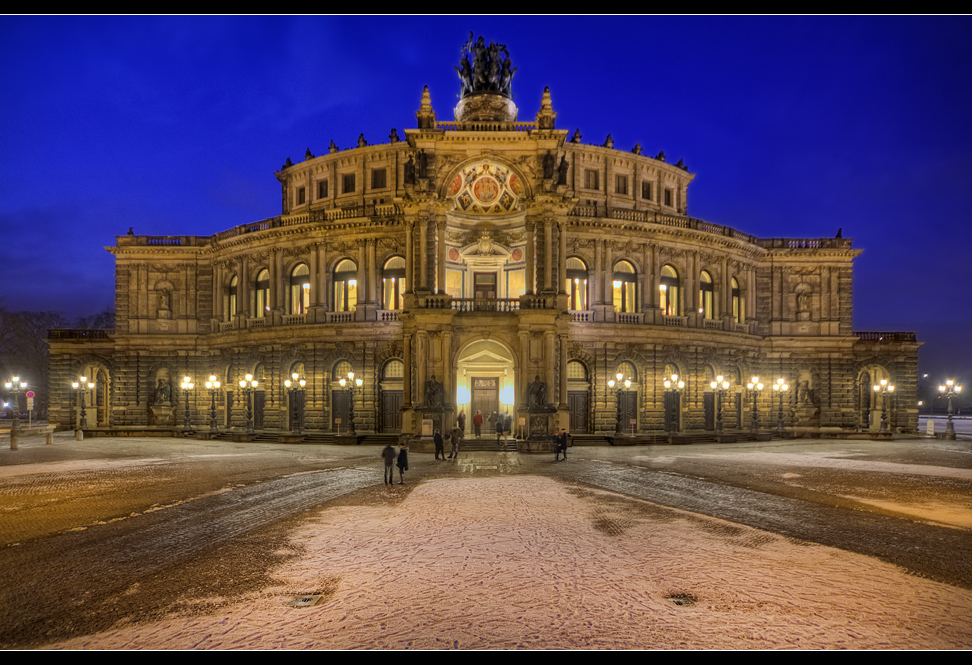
[{"x1": 48, "y1": 475, "x2": 972, "y2": 650}]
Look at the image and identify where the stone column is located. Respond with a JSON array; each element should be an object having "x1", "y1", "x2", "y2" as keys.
[
  {"x1": 213, "y1": 262, "x2": 223, "y2": 321},
  {"x1": 274, "y1": 249, "x2": 285, "y2": 315},
  {"x1": 558, "y1": 221, "x2": 568, "y2": 294},
  {"x1": 238, "y1": 256, "x2": 250, "y2": 319},
  {"x1": 419, "y1": 218, "x2": 429, "y2": 291},
  {"x1": 593, "y1": 240, "x2": 603, "y2": 305},
  {"x1": 436, "y1": 219, "x2": 446, "y2": 294},
  {"x1": 442, "y1": 330, "x2": 452, "y2": 410},
  {"x1": 603, "y1": 242, "x2": 613, "y2": 305},
  {"x1": 543, "y1": 219, "x2": 553, "y2": 292},
  {"x1": 403, "y1": 333, "x2": 412, "y2": 408},
  {"x1": 559, "y1": 333, "x2": 568, "y2": 409},
  {"x1": 367, "y1": 238, "x2": 378, "y2": 306},
  {"x1": 544, "y1": 331, "x2": 556, "y2": 410},
  {"x1": 525, "y1": 220, "x2": 536, "y2": 294},
  {"x1": 641, "y1": 244, "x2": 651, "y2": 311},
  {"x1": 416, "y1": 331, "x2": 427, "y2": 409},
  {"x1": 518, "y1": 331, "x2": 530, "y2": 404},
  {"x1": 722, "y1": 256, "x2": 730, "y2": 318},
  {"x1": 404, "y1": 221, "x2": 414, "y2": 294},
  {"x1": 357, "y1": 241, "x2": 367, "y2": 308}
]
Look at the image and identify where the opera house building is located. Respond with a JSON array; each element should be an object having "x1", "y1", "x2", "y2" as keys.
[{"x1": 48, "y1": 38, "x2": 918, "y2": 445}]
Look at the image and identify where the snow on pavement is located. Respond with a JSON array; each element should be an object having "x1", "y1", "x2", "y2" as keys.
[{"x1": 48, "y1": 476, "x2": 972, "y2": 650}]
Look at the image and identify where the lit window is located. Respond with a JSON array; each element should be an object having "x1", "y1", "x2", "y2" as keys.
[
  {"x1": 699, "y1": 270, "x2": 714, "y2": 319},
  {"x1": 660, "y1": 265, "x2": 680, "y2": 316},
  {"x1": 382, "y1": 256, "x2": 406, "y2": 310},
  {"x1": 333, "y1": 259, "x2": 357, "y2": 312},
  {"x1": 612, "y1": 260, "x2": 636, "y2": 313},
  {"x1": 731, "y1": 277, "x2": 742, "y2": 323},
  {"x1": 254, "y1": 269, "x2": 270, "y2": 318},
  {"x1": 227, "y1": 275, "x2": 238, "y2": 322},
  {"x1": 566, "y1": 257, "x2": 588, "y2": 311},
  {"x1": 290, "y1": 263, "x2": 310, "y2": 315}
]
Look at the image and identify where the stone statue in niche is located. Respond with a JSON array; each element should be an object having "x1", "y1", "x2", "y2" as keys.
[
  {"x1": 154, "y1": 378, "x2": 171, "y2": 405},
  {"x1": 425, "y1": 374, "x2": 444, "y2": 409},
  {"x1": 528, "y1": 375, "x2": 547, "y2": 407}
]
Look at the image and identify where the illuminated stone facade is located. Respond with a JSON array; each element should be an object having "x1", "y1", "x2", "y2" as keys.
[{"x1": 48, "y1": 42, "x2": 919, "y2": 441}]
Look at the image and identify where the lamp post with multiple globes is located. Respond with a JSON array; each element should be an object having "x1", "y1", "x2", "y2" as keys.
[
  {"x1": 747, "y1": 376, "x2": 764, "y2": 435},
  {"x1": 608, "y1": 371, "x2": 632, "y2": 434},
  {"x1": 873, "y1": 378, "x2": 895, "y2": 434},
  {"x1": 284, "y1": 372, "x2": 307, "y2": 433},
  {"x1": 339, "y1": 371, "x2": 363, "y2": 435},
  {"x1": 71, "y1": 375, "x2": 95, "y2": 440},
  {"x1": 710, "y1": 375, "x2": 730, "y2": 434},
  {"x1": 662, "y1": 374, "x2": 684, "y2": 436},
  {"x1": 238, "y1": 373, "x2": 258, "y2": 433},
  {"x1": 205, "y1": 375, "x2": 221, "y2": 432},
  {"x1": 772, "y1": 377, "x2": 789, "y2": 434},
  {"x1": 938, "y1": 379, "x2": 963, "y2": 440}
]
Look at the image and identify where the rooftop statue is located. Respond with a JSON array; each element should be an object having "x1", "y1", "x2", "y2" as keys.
[{"x1": 456, "y1": 32, "x2": 516, "y2": 99}]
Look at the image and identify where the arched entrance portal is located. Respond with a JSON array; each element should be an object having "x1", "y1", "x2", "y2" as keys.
[{"x1": 455, "y1": 339, "x2": 516, "y2": 437}]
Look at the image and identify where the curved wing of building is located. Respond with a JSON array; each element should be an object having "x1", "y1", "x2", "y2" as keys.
[{"x1": 48, "y1": 37, "x2": 918, "y2": 441}]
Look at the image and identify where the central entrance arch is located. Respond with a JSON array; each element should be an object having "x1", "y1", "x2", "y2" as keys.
[{"x1": 455, "y1": 339, "x2": 516, "y2": 434}]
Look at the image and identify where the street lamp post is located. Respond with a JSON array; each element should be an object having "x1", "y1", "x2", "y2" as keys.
[
  {"x1": 772, "y1": 377, "x2": 789, "y2": 434},
  {"x1": 339, "y1": 371, "x2": 362, "y2": 435},
  {"x1": 5, "y1": 376, "x2": 27, "y2": 450},
  {"x1": 747, "y1": 376, "x2": 764, "y2": 435},
  {"x1": 873, "y1": 379, "x2": 895, "y2": 434},
  {"x1": 284, "y1": 372, "x2": 306, "y2": 433},
  {"x1": 608, "y1": 371, "x2": 631, "y2": 434},
  {"x1": 205, "y1": 375, "x2": 221, "y2": 432},
  {"x1": 663, "y1": 374, "x2": 684, "y2": 436},
  {"x1": 938, "y1": 379, "x2": 963, "y2": 441},
  {"x1": 710, "y1": 375, "x2": 730, "y2": 434},
  {"x1": 180, "y1": 376, "x2": 194, "y2": 432},
  {"x1": 238, "y1": 373, "x2": 258, "y2": 434},
  {"x1": 71, "y1": 376, "x2": 95, "y2": 440}
]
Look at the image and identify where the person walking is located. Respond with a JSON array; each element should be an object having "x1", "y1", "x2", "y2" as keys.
[
  {"x1": 396, "y1": 442, "x2": 409, "y2": 484},
  {"x1": 449, "y1": 425, "x2": 462, "y2": 459},
  {"x1": 473, "y1": 410, "x2": 483, "y2": 438},
  {"x1": 433, "y1": 428, "x2": 445, "y2": 460},
  {"x1": 381, "y1": 443, "x2": 397, "y2": 484},
  {"x1": 458, "y1": 410, "x2": 466, "y2": 433}
]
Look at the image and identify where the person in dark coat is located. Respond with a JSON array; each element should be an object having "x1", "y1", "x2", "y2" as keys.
[
  {"x1": 433, "y1": 429, "x2": 445, "y2": 460},
  {"x1": 381, "y1": 444, "x2": 397, "y2": 484},
  {"x1": 396, "y1": 443, "x2": 409, "y2": 484}
]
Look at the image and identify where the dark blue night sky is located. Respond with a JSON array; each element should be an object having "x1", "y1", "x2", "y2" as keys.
[{"x1": 1, "y1": 16, "x2": 970, "y2": 384}]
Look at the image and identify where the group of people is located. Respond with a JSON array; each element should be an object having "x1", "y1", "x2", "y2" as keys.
[
  {"x1": 383, "y1": 423, "x2": 570, "y2": 485},
  {"x1": 381, "y1": 442, "x2": 409, "y2": 485},
  {"x1": 432, "y1": 426, "x2": 463, "y2": 460}
]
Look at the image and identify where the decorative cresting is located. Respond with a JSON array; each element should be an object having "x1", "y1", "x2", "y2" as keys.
[
  {"x1": 448, "y1": 160, "x2": 523, "y2": 214},
  {"x1": 454, "y1": 33, "x2": 518, "y2": 123}
]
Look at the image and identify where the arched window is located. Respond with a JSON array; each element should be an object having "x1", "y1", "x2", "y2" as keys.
[
  {"x1": 383, "y1": 359, "x2": 404, "y2": 380},
  {"x1": 333, "y1": 259, "x2": 358, "y2": 312},
  {"x1": 615, "y1": 361, "x2": 637, "y2": 383},
  {"x1": 612, "y1": 260, "x2": 636, "y2": 313},
  {"x1": 699, "y1": 270, "x2": 714, "y2": 319},
  {"x1": 566, "y1": 257, "x2": 588, "y2": 311},
  {"x1": 333, "y1": 360, "x2": 353, "y2": 380},
  {"x1": 567, "y1": 360, "x2": 588, "y2": 381},
  {"x1": 660, "y1": 265, "x2": 681, "y2": 316},
  {"x1": 254, "y1": 269, "x2": 270, "y2": 318},
  {"x1": 227, "y1": 275, "x2": 238, "y2": 322},
  {"x1": 290, "y1": 263, "x2": 310, "y2": 315},
  {"x1": 731, "y1": 277, "x2": 742, "y2": 323},
  {"x1": 382, "y1": 256, "x2": 406, "y2": 311}
]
